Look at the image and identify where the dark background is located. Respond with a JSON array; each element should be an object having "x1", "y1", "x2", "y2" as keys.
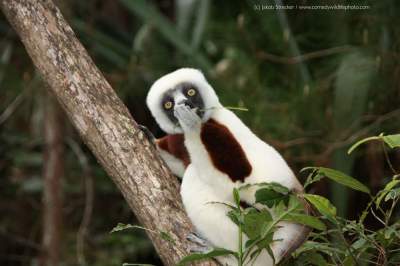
[{"x1": 0, "y1": 0, "x2": 399, "y2": 265}]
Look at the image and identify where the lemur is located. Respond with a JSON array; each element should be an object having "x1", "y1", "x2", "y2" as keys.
[{"x1": 146, "y1": 68, "x2": 309, "y2": 265}]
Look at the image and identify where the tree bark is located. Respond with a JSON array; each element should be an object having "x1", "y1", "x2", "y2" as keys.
[
  {"x1": 0, "y1": 1, "x2": 217, "y2": 265},
  {"x1": 41, "y1": 92, "x2": 64, "y2": 266}
]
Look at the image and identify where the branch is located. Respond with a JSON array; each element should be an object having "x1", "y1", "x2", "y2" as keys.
[
  {"x1": 41, "y1": 91, "x2": 64, "y2": 266},
  {"x1": 0, "y1": 0, "x2": 216, "y2": 265},
  {"x1": 256, "y1": 45, "x2": 354, "y2": 65},
  {"x1": 67, "y1": 138, "x2": 94, "y2": 266}
]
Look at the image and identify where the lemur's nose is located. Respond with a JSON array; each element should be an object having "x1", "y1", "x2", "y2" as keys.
[{"x1": 177, "y1": 99, "x2": 194, "y2": 108}]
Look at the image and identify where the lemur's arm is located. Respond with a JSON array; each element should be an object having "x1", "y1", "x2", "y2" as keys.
[
  {"x1": 139, "y1": 125, "x2": 190, "y2": 178},
  {"x1": 156, "y1": 135, "x2": 189, "y2": 178}
]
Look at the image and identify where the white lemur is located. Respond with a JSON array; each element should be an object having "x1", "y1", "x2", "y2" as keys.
[{"x1": 146, "y1": 68, "x2": 309, "y2": 265}]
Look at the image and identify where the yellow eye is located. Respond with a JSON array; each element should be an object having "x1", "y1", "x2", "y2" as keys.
[
  {"x1": 164, "y1": 101, "x2": 173, "y2": 109},
  {"x1": 187, "y1": 88, "x2": 196, "y2": 96}
]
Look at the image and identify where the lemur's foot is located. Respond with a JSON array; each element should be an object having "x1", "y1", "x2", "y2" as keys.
[
  {"x1": 138, "y1": 124, "x2": 156, "y2": 145},
  {"x1": 187, "y1": 232, "x2": 212, "y2": 253},
  {"x1": 187, "y1": 232, "x2": 209, "y2": 246}
]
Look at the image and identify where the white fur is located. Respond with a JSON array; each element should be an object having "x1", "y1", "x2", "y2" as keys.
[
  {"x1": 158, "y1": 148, "x2": 186, "y2": 177},
  {"x1": 181, "y1": 165, "x2": 274, "y2": 266},
  {"x1": 147, "y1": 68, "x2": 305, "y2": 265},
  {"x1": 146, "y1": 68, "x2": 221, "y2": 134},
  {"x1": 181, "y1": 108, "x2": 304, "y2": 265}
]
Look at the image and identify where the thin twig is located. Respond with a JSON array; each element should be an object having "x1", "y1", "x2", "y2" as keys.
[
  {"x1": 0, "y1": 74, "x2": 40, "y2": 125},
  {"x1": 370, "y1": 208, "x2": 386, "y2": 227},
  {"x1": 382, "y1": 142, "x2": 398, "y2": 175},
  {"x1": 0, "y1": 230, "x2": 42, "y2": 251},
  {"x1": 67, "y1": 138, "x2": 94, "y2": 266},
  {"x1": 256, "y1": 45, "x2": 354, "y2": 65},
  {"x1": 310, "y1": 108, "x2": 399, "y2": 161},
  {"x1": 274, "y1": 0, "x2": 311, "y2": 92},
  {"x1": 0, "y1": 89, "x2": 26, "y2": 125}
]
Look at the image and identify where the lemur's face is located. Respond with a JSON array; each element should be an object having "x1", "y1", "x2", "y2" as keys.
[
  {"x1": 147, "y1": 68, "x2": 221, "y2": 134},
  {"x1": 161, "y1": 82, "x2": 205, "y2": 127}
]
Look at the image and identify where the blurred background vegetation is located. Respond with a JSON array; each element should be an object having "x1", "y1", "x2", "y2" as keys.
[{"x1": 0, "y1": 0, "x2": 399, "y2": 265}]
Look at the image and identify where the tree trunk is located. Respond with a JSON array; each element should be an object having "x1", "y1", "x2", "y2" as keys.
[
  {"x1": 41, "y1": 92, "x2": 64, "y2": 266},
  {"x1": 0, "y1": 0, "x2": 217, "y2": 265}
]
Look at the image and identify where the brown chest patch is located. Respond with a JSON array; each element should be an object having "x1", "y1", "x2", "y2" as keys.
[
  {"x1": 200, "y1": 119, "x2": 252, "y2": 182},
  {"x1": 157, "y1": 134, "x2": 190, "y2": 167}
]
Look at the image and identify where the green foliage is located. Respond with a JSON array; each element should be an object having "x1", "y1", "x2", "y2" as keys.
[
  {"x1": 177, "y1": 186, "x2": 319, "y2": 265},
  {"x1": 303, "y1": 194, "x2": 336, "y2": 219},
  {"x1": 175, "y1": 135, "x2": 400, "y2": 265},
  {"x1": 348, "y1": 133, "x2": 400, "y2": 154},
  {"x1": 119, "y1": 0, "x2": 211, "y2": 70},
  {"x1": 255, "y1": 185, "x2": 289, "y2": 208},
  {"x1": 176, "y1": 248, "x2": 237, "y2": 266},
  {"x1": 303, "y1": 167, "x2": 370, "y2": 194},
  {"x1": 111, "y1": 223, "x2": 175, "y2": 244},
  {"x1": 286, "y1": 135, "x2": 400, "y2": 266}
]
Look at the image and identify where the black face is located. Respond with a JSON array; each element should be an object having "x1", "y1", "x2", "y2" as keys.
[{"x1": 161, "y1": 82, "x2": 205, "y2": 126}]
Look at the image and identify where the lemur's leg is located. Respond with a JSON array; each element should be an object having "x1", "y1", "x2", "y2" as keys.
[
  {"x1": 240, "y1": 191, "x2": 309, "y2": 263},
  {"x1": 181, "y1": 166, "x2": 274, "y2": 266},
  {"x1": 187, "y1": 232, "x2": 210, "y2": 247},
  {"x1": 181, "y1": 166, "x2": 238, "y2": 251},
  {"x1": 186, "y1": 232, "x2": 213, "y2": 253},
  {"x1": 181, "y1": 166, "x2": 238, "y2": 265}
]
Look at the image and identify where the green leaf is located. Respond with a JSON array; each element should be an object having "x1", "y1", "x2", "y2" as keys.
[
  {"x1": 227, "y1": 209, "x2": 242, "y2": 226},
  {"x1": 239, "y1": 182, "x2": 289, "y2": 194},
  {"x1": 376, "y1": 179, "x2": 400, "y2": 207},
  {"x1": 383, "y1": 134, "x2": 400, "y2": 149},
  {"x1": 296, "y1": 251, "x2": 328, "y2": 266},
  {"x1": 206, "y1": 201, "x2": 236, "y2": 210},
  {"x1": 265, "y1": 182, "x2": 290, "y2": 194},
  {"x1": 314, "y1": 167, "x2": 370, "y2": 194},
  {"x1": 302, "y1": 168, "x2": 324, "y2": 189},
  {"x1": 351, "y1": 238, "x2": 367, "y2": 250},
  {"x1": 294, "y1": 241, "x2": 338, "y2": 257},
  {"x1": 177, "y1": 248, "x2": 237, "y2": 266},
  {"x1": 343, "y1": 256, "x2": 356, "y2": 266},
  {"x1": 110, "y1": 223, "x2": 175, "y2": 244},
  {"x1": 284, "y1": 213, "x2": 326, "y2": 231},
  {"x1": 243, "y1": 210, "x2": 272, "y2": 239},
  {"x1": 190, "y1": 0, "x2": 209, "y2": 50},
  {"x1": 120, "y1": 0, "x2": 212, "y2": 69},
  {"x1": 265, "y1": 245, "x2": 276, "y2": 265},
  {"x1": 255, "y1": 188, "x2": 288, "y2": 208},
  {"x1": 304, "y1": 194, "x2": 337, "y2": 218},
  {"x1": 348, "y1": 133, "x2": 400, "y2": 154},
  {"x1": 160, "y1": 231, "x2": 175, "y2": 244},
  {"x1": 110, "y1": 223, "x2": 136, "y2": 233},
  {"x1": 287, "y1": 195, "x2": 304, "y2": 211},
  {"x1": 384, "y1": 187, "x2": 400, "y2": 202},
  {"x1": 347, "y1": 136, "x2": 381, "y2": 154}
]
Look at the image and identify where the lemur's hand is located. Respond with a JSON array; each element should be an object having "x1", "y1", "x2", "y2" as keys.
[
  {"x1": 138, "y1": 124, "x2": 156, "y2": 146},
  {"x1": 174, "y1": 104, "x2": 202, "y2": 132}
]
